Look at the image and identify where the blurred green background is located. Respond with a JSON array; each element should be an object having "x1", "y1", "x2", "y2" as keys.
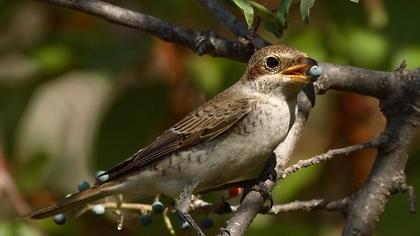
[{"x1": 1, "y1": 0, "x2": 419, "y2": 235}]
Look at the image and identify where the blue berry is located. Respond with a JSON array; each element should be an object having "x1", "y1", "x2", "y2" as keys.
[
  {"x1": 200, "y1": 217, "x2": 213, "y2": 229},
  {"x1": 53, "y1": 213, "x2": 66, "y2": 225},
  {"x1": 92, "y1": 204, "x2": 105, "y2": 215},
  {"x1": 309, "y1": 65, "x2": 323, "y2": 78},
  {"x1": 180, "y1": 221, "x2": 190, "y2": 230},
  {"x1": 139, "y1": 214, "x2": 152, "y2": 225},
  {"x1": 78, "y1": 180, "x2": 90, "y2": 192},
  {"x1": 96, "y1": 170, "x2": 109, "y2": 182},
  {"x1": 152, "y1": 201, "x2": 165, "y2": 214}
]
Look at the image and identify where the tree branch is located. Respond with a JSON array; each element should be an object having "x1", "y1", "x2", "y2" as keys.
[
  {"x1": 268, "y1": 198, "x2": 349, "y2": 215},
  {"x1": 197, "y1": 0, "x2": 269, "y2": 48},
  {"x1": 36, "y1": 0, "x2": 255, "y2": 62},
  {"x1": 323, "y1": 66, "x2": 420, "y2": 236},
  {"x1": 198, "y1": 0, "x2": 249, "y2": 37},
  {"x1": 316, "y1": 63, "x2": 396, "y2": 99},
  {"x1": 281, "y1": 136, "x2": 387, "y2": 179}
]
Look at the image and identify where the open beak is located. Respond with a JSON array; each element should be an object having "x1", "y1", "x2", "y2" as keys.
[{"x1": 281, "y1": 57, "x2": 319, "y2": 84}]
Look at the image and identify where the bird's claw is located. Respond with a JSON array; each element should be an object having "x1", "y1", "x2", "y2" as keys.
[
  {"x1": 251, "y1": 182, "x2": 273, "y2": 211},
  {"x1": 193, "y1": 31, "x2": 215, "y2": 56},
  {"x1": 219, "y1": 227, "x2": 231, "y2": 236}
]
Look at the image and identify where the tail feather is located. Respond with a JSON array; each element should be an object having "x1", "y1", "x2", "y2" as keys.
[{"x1": 24, "y1": 185, "x2": 115, "y2": 219}]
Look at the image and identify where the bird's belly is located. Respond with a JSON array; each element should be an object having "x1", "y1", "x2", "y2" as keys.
[
  {"x1": 124, "y1": 99, "x2": 293, "y2": 197},
  {"x1": 195, "y1": 109, "x2": 292, "y2": 190}
]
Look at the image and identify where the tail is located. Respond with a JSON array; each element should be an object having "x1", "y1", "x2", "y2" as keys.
[{"x1": 24, "y1": 183, "x2": 118, "y2": 219}]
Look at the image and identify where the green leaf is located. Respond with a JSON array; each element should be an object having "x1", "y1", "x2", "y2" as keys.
[
  {"x1": 275, "y1": 0, "x2": 293, "y2": 28},
  {"x1": 231, "y1": 0, "x2": 254, "y2": 27},
  {"x1": 266, "y1": 0, "x2": 293, "y2": 38},
  {"x1": 263, "y1": 19, "x2": 282, "y2": 38},
  {"x1": 300, "y1": 0, "x2": 315, "y2": 24},
  {"x1": 249, "y1": 1, "x2": 272, "y2": 19}
]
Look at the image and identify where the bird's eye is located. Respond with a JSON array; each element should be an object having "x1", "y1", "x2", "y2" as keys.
[{"x1": 265, "y1": 56, "x2": 280, "y2": 70}]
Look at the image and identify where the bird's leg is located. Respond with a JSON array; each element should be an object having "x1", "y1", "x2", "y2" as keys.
[
  {"x1": 177, "y1": 211, "x2": 204, "y2": 236},
  {"x1": 175, "y1": 182, "x2": 205, "y2": 236},
  {"x1": 248, "y1": 154, "x2": 276, "y2": 211}
]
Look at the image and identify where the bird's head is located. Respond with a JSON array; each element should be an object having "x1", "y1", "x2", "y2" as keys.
[{"x1": 242, "y1": 45, "x2": 322, "y2": 98}]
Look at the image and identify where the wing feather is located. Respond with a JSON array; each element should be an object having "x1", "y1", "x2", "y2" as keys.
[{"x1": 100, "y1": 96, "x2": 255, "y2": 181}]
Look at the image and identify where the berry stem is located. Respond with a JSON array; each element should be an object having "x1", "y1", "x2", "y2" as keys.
[{"x1": 163, "y1": 207, "x2": 176, "y2": 235}]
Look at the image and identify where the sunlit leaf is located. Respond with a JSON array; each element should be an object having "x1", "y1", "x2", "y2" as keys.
[
  {"x1": 188, "y1": 57, "x2": 224, "y2": 96},
  {"x1": 289, "y1": 29, "x2": 327, "y2": 61},
  {"x1": 231, "y1": 0, "x2": 254, "y2": 27},
  {"x1": 32, "y1": 45, "x2": 72, "y2": 73},
  {"x1": 300, "y1": 0, "x2": 315, "y2": 24},
  {"x1": 346, "y1": 27, "x2": 388, "y2": 67},
  {"x1": 349, "y1": 0, "x2": 359, "y2": 2}
]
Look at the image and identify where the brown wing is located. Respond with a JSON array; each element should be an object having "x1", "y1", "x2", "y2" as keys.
[{"x1": 100, "y1": 96, "x2": 255, "y2": 181}]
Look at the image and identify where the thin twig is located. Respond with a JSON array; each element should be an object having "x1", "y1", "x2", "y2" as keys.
[
  {"x1": 281, "y1": 136, "x2": 387, "y2": 179},
  {"x1": 395, "y1": 182, "x2": 417, "y2": 215},
  {"x1": 76, "y1": 201, "x2": 152, "y2": 218},
  {"x1": 268, "y1": 198, "x2": 349, "y2": 215},
  {"x1": 163, "y1": 207, "x2": 176, "y2": 235}
]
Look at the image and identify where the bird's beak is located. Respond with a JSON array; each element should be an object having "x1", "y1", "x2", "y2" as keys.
[{"x1": 281, "y1": 57, "x2": 319, "y2": 84}]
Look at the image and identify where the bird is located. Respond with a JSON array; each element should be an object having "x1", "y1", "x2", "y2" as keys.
[{"x1": 24, "y1": 45, "x2": 321, "y2": 235}]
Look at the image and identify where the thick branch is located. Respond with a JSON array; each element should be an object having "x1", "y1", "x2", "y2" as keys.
[
  {"x1": 334, "y1": 67, "x2": 420, "y2": 236},
  {"x1": 36, "y1": 0, "x2": 254, "y2": 61},
  {"x1": 316, "y1": 63, "x2": 397, "y2": 99}
]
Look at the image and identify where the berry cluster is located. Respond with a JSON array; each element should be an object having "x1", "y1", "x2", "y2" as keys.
[{"x1": 52, "y1": 171, "x2": 244, "y2": 232}]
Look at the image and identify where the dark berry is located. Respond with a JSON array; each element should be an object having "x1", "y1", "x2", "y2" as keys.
[
  {"x1": 53, "y1": 213, "x2": 66, "y2": 225},
  {"x1": 139, "y1": 214, "x2": 152, "y2": 225},
  {"x1": 77, "y1": 180, "x2": 90, "y2": 192},
  {"x1": 200, "y1": 217, "x2": 213, "y2": 229},
  {"x1": 152, "y1": 201, "x2": 165, "y2": 214}
]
